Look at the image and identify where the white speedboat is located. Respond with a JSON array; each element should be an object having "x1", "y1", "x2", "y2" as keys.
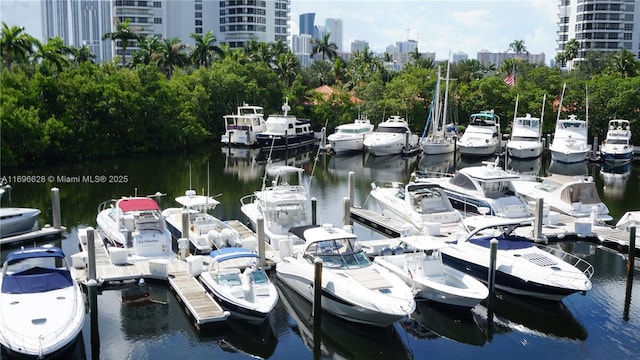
[
  {"x1": 0, "y1": 246, "x2": 85, "y2": 358},
  {"x1": 162, "y1": 190, "x2": 243, "y2": 254},
  {"x1": 368, "y1": 179, "x2": 462, "y2": 232},
  {"x1": 255, "y1": 101, "x2": 316, "y2": 151},
  {"x1": 600, "y1": 119, "x2": 633, "y2": 164},
  {"x1": 276, "y1": 224, "x2": 416, "y2": 327},
  {"x1": 415, "y1": 160, "x2": 531, "y2": 219},
  {"x1": 240, "y1": 165, "x2": 312, "y2": 250},
  {"x1": 327, "y1": 116, "x2": 375, "y2": 154},
  {"x1": 549, "y1": 115, "x2": 590, "y2": 163},
  {"x1": 363, "y1": 115, "x2": 419, "y2": 156},
  {"x1": 506, "y1": 114, "x2": 543, "y2": 159},
  {"x1": 221, "y1": 104, "x2": 266, "y2": 146},
  {"x1": 457, "y1": 111, "x2": 501, "y2": 157},
  {"x1": 0, "y1": 186, "x2": 41, "y2": 238},
  {"x1": 440, "y1": 217, "x2": 594, "y2": 301},
  {"x1": 199, "y1": 247, "x2": 278, "y2": 324},
  {"x1": 373, "y1": 235, "x2": 489, "y2": 308},
  {"x1": 511, "y1": 174, "x2": 613, "y2": 222},
  {"x1": 422, "y1": 64, "x2": 456, "y2": 155},
  {"x1": 96, "y1": 196, "x2": 173, "y2": 259}
]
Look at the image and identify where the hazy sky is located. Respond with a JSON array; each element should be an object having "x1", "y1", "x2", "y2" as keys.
[{"x1": 0, "y1": 0, "x2": 559, "y2": 63}]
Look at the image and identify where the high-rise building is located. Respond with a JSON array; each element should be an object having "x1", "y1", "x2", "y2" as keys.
[
  {"x1": 299, "y1": 13, "x2": 315, "y2": 36},
  {"x1": 324, "y1": 18, "x2": 343, "y2": 52},
  {"x1": 557, "y1": 0, "x2": 640, "y2": 66},
  {"x1": 34, "y1": 0, "x2": 291, "y2": 64},
  {"x1": 452, "y1": 51, "x2": 468, "y2": 63},
  {"x1": 351, "y1": 40, "x2": 369, "y2": 53}
]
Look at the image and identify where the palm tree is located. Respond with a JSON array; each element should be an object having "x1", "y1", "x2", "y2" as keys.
[
  {"x1": 273, "y1": 52, "x2": 299, "y2": 89},
  {"x1": 69, "y1": 45, "x2": 96, "y2": 66},
  {"x1": 102, "y1": 19, "x2": 142, "y2": 67},
  {"x1": 311, "y1": 33, "x2": 338, "y2": 61},
  {"x1": 409, "y1": 48, "x2": 422, "y2": 63},
  {"x1": 31, "y1": 37, "x2": 70, "y2": 72},
  {"x1": 157, "y1": 37, "x2": 189, "y2": 79},
  {"x1": 508, "y1": 39, "x2": 528, "y2": 58},
  {"x1": 190, "y1": 31, "x2": 222, "y2": 68},
  {"x1": 1, "y1": 22, "x2": 35, "y2": 68},
  {"x1": 306, "y1": 60, "x2": 334, "y2": 86},
  {"x1": 350, "y1": 46, "x2": 381, "y2": 86},
  {"x1": 130, "y1": 36, "x2": 162, "y2": 66},
  {"x1": 564, "y1": 39, "x2": 579, "y2": 62},
  {"x1": 609, "y1": 48, "x2": 638, "y2": 78}
]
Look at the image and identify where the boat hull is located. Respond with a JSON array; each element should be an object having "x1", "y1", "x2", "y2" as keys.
[
  {"x1": 506, "y1": 141, "x2": 543, "y2": 159},
  {"x1": 256, "y1": 133, "x2": 316, "y2": 151},
  {"x1": 422, "y1": 141, "x2": 455, "y2": 155},
  {"x1": 549, "y1": 149, "x2": 589, "y2": 164},
  {"x1": 600, "y1": 148, "x2": 633, "y2": 164},
  {"x1": 457, "y1": 142, "x2": 498, "y2": 157},
  {"x1": 0, "y1": 208, "x2": 40, "y2": 238}
]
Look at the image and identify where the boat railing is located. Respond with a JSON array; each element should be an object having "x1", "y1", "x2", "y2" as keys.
[
  {"x1": 97, "y1": 199, "x2": 116, "y2": 214},
  {"x1": 411, "y1": 170, "x2": 454, "y2": 182},
  {"x1": 537, "y1": 244, "x2": 595, "y2": 279},
  {"x1": 240, "y1": 193, "x2": 257, "y2": 207}
]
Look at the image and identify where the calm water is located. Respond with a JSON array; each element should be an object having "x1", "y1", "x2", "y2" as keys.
[{"x1": 1, "y1": 146, "x2": 639, "y2": 360}]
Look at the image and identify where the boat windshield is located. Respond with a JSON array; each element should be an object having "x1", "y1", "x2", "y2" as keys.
[
  {"x1": 606, "y1": 138, "x2": 629, "y2": 145},
  {"x1": 510, "y1": 136, "x2": 538, "y2": 142},
  {"x1": 2, "y1": 256, "x2": 73, "y2": 294},
  {"x1": 515, "y1": 119, "x2": 539, "y2": 128},
  {"x1": 561, "y1": 121, "x2": 585, "y2": 129},
  {"x1": 560, "y1": 183, "x2": 601, "y2": 205},
  {"x1": 375, "y1": 126, "x2": 407, "y2": 134},
  {"x1": 479, "y1": 180, "x2": 513, "y2": 199},
  {"x1": 303, "y1": 238, "x2": 371, "y2": 269}
]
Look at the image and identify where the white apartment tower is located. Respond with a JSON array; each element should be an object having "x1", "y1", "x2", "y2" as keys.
[
  {"x1": 557, "y1": 0, "x2": 640, "y2": 65},
  {"x1": 39, "y1": 0, "x2": 290, "y2": 64}
]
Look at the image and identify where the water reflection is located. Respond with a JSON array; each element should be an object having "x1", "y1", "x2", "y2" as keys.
[
  {"x1": 476, "y1": 291, "x2": 588, "y2": 341},
  {"x1": 276, "y1": 280, "x2": 411, "y2": 360},
  {"x1": 399, "y1": 300, "x2": 487, "y2": 346},
  {"x1": 364, "y1": 153, "x2": 419, "y2": 182},
  {"x1": 600, "y1": 162, "x2": 632, "y2": 200},
  {"x1": 506, "y1": 156, "x2": 543, "y2": 178},
  {"x1": 548, "y1": 159, "x2": 588, "y2": 176},
  {"x1": 418, "y1": 152, "x2": 456, "y2": 175}
]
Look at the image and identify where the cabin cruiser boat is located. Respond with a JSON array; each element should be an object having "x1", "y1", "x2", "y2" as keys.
[
  {"x1": 96, "y1": 196, "x2": 173, "y2": 259},
  {"x1": 255, "y1": 101, "x2": 316, "y2": 151},
  {"x1": 199, "y1": 247, "x2": 278, "y2": 324},
  {"x1": 221, "y1": 104, "x2": 266, "y2": 146},
  {"x1": 511, "y1": 174, "x2": 613, "y2": 222},
  {"x1": 0, "y1": 246, "x2": 85, "y2": 358},
  {"x1": 440, "y1": 216, "x2": 594, "y2": 301},
  {"x1": 549, "y1": 115, "x2": 590, "y2": 163},
  {"x1": 276, "y1": 224, "x2": 416, "y2": 327},
  {"x1": 506, "y1": 113, "x2": 543, "y2": 159},
  {"x1": 162, "y1": 190, "x2": 243, "y2": 255},
  {"x1": 415, "y1": 161, "x2": 531, "y2": 219},
  {"x1": 240, "y1": 165, "x2": 312, "y2": 250},
  {"x1": 0, "y1": 186, "x2": 41, "y2": 238},
  {"x1": 363, "y1": 115, "x2": 419, "y2": 156},
  {"x1": 368, "y1": 180, "x2": 462, "y2": 232},
  {"x1": 457, "y1": 111, "x2": 501, "y2": 157},
  {"x1": 327, "y1": 116, "x2": 375, "y2": 154},
  {"x1": 600, "y1": 119, "x2": 633, "y2": 164},
  {"x1": 373, "y1": 235, "x2": 489, "y2": 307}
]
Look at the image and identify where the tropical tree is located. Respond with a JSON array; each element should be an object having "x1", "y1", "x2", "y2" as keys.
[
  {"x1": 565, "y1": 39, "x2": 579, "y2": 62},
  {"x1": 31, "y1": 37, "x2": 70, "y2": 72},
  {"x1": 130, "y1": 36, "x2": 162, "y2": 66},
  {"x1": 311, "y1": 33, "x2": 338, "y2": 61},
  {"x1": 101, "y1": 19, "x2": 142, "y2": 67},
  {"x1": 190, "y1": 31, "x2": 222, "y2": 68},
  {"x1": 608, "y1": 49, "x2": 638, "y2": 78},
  {"x1": 508, "y1": 39, "x2": 528, "y2": 58},
  {"x1": 1, "y1": 22, "x2": 34, "y2": 68},
  {"x1": 273, "y1": 51, "x2": 299, "y2": 89},
  {"x1": 156, "y1": 37, "x2": 189, "y2": 79},
  {"x1": 350, "y1": 46, "x2": 382, "y2": 86},
  {"x1": 305, "y1": 60, "x2": 334, "y2": 87},
  {"x1": 69, "y1": 44, "x2": 96, "y2": 66}
]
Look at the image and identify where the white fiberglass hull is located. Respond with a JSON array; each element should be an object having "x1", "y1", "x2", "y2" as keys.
[
  {"x1": 506, "y1": 140, "x2": 543, "y2": 159},
  {"x1": 328, "y1": 135, "x2": 368, "y2": 154},
  {"x1": 549, "y1": 148, "x2": 589, "y2": 164},
  {"x1": 0, "y1": 283, "x2": 85, "y2": 357},
  {"x1": 422, "y1": 141, "x2": 455, "y2": 155},
  {"x1": 0, "y1": 207, "x2": 40, "y2": 238},
  {"x1": 276, "y1": 260, "x2": 415, "y2": 327},
  {"x1": 457, "y1": 141, "x2": 499, "y2": 157}
]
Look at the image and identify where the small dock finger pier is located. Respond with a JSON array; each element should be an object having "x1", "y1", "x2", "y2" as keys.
[{"x1": 74, "y1": 227, "x2": 230, "y2": 332}]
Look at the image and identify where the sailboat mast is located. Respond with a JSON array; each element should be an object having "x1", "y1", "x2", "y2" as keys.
[
  {"x1": 557, "y1": 83, "x2": 566, "y2": 123},
  {"x1": 540, "y1": 93, "x2": 546, "y2": 138},
  {"x1": 442, "y1": 53, "x2": 452, "y2": 133}
]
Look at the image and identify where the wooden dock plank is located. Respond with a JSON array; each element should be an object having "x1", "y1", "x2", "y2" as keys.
[{"x1": 169, "y1": 272, "x2": 227, "y2": 324}]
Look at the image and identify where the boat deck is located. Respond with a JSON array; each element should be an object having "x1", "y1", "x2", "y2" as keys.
[{"x1": 350, "y1": 207, "x2": 639, "y2": 256}]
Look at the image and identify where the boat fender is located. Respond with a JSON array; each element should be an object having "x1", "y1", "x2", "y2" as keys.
[{"x1": 379, "y1": 247, "x2": 393, "y2": 256}]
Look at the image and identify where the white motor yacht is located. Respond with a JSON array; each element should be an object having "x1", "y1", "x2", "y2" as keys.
[
  {"x1": 276, "y1": 224, "x2": 416, "y2": 327},
  {"x1": 327, "y1": 116, "x2": 375, "y2": 154},
  {"x1": 440, "y1": 216, "x2": 594, "y2": 301},
  {"x1": 373, "y1": 235, "x2": 489, "y2": 308},
  {"x1": 506, "y1": 114, "x2": 543, "y2": 159},
  {"x1": 600, "y1": 119, "x2": 633, "y2": 164},
  {"x1": 363, "y1": 115, "x2": 419, "y2": 156},
  {"x1": 0, "y1": 246, "x2": 85, "y2": 358},
  {"x1": 199, "y1": 247, "x2": 278, "y2": 324},
  {"x1": 221, "y1": 104, "x2": 266, "y2": 146},
  {"x1": 457, "y1": 111, "x2": 501, "y2": 157},
  {"x1": 549, "y1": 115, "x2": 590, "y2": 163}
]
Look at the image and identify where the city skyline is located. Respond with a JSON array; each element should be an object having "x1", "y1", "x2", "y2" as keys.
[{"x1": 2, "y1": 1, "x2": 559, "y2": 64}]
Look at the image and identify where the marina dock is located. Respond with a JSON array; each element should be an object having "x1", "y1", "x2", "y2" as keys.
[
  {"x1": 350, "y1": 207, "x2": 639, "y2": 257},
  {"x1": 75, "y1": 228, "x2": 229, "y2": 331}
]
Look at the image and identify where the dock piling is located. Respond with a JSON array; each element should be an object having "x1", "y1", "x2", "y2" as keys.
[
  {"x1": 348, "y1": 171, "x2": 355, "y2": 206},
  {"x1": 257, "y1": 216, "x2": 266, "y2": 267},
  {"x1": 313, "y1": 257, "x2": 323, "y2": 358},
  {"x1": 343, "y1": 197, "x2": 352, "y2": 227},
  {"x1": 51, "y1": 187, "x2": 61, "y2": 230},
  {"x1": 87, "y1": 227, "x2": 97, "y2": 281},
  {"x1": 534, "y1": 198, "x2": 545, "y2": 243},
  {"x1": 312, "y1": 197, "x2": 317, "y2": 225}
]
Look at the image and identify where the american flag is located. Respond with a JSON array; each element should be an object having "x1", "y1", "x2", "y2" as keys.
[{"x1": 504, "y1": 72, "x2": 515, "y2": 86}]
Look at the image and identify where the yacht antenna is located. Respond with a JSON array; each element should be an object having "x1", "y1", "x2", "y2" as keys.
[{"x1": 585, "y1": 84, "x2": 589, "y2": 128}]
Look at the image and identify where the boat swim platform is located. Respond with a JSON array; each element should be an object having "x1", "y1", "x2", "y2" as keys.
[
  {"x1": 349, "y1": 207, "x2": 639, "y2": 257},
  {"x1": 75, "y1": 234, "x2": 229, "y2": 329},
  {"x1": 0, "y1": 225, "x2": 65, "y2": 247}
]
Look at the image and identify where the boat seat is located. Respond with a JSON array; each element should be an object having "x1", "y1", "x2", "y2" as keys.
[{"x1": 422, "y1": 257, "x2": 445, "y2": 283}]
